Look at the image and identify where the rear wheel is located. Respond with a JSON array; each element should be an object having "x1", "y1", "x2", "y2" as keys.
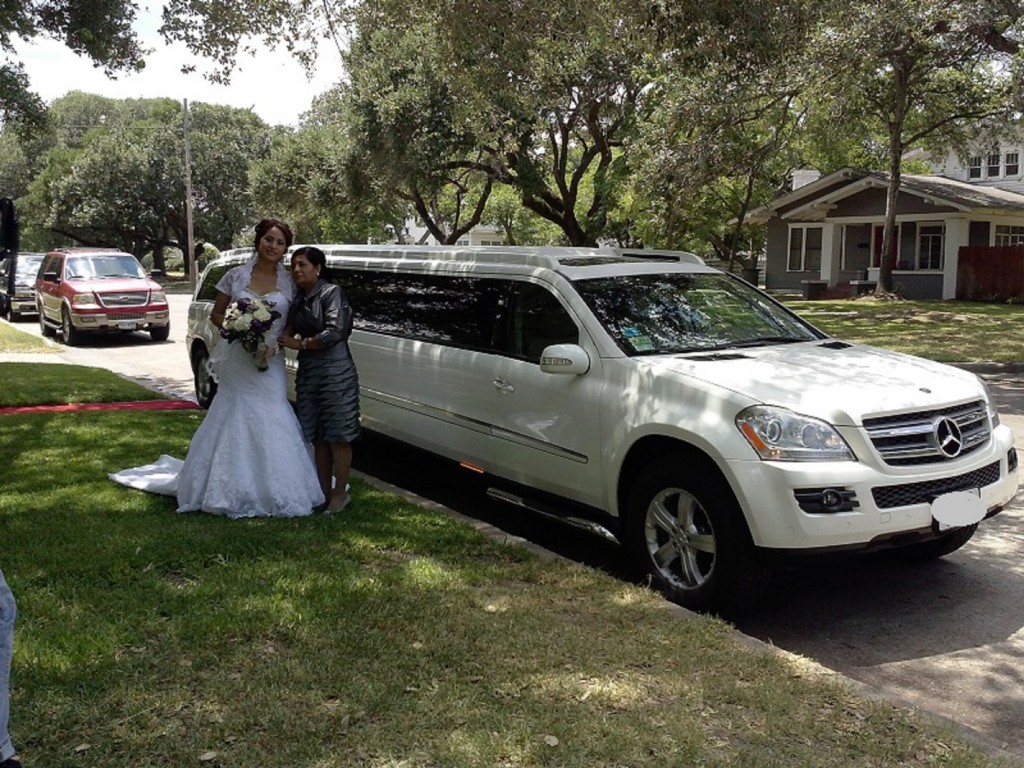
[
  {"x1": 61, "y1": 306, "x2": 83, "y2": 346},
  {"x1": 192, "y1": 345, "x2": 218, "y2": 409},
  {"x1": 625, "y1": 454, "x2": 770, "y2": 616},
  {"x1": 150, "y1": 323, "x2": 170, "y2": 342}
]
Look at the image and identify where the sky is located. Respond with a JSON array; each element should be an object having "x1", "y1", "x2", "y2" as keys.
[{"x1": 13, "y1": 5, "x2": 345, "y2": 127}]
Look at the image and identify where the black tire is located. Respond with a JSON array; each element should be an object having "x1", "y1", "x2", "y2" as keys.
[
  {"x1": 192, "y1": 344, "x2": 218, "y2": 409},
  {"x1": 61, "y1": 306, "x2": 83, "y2": 346},
  {"x1": 150, "y1": 324, "x2": 170, "y2": 342},
  {"x1": 8, "y1": 308, "x2": 20, "y2": 322},
  {"x1": 39, "y1": 304, "x2": 56, "y2": 337},
  {"x1": 624, "y1": 454, "x2": 770, "y2": 616},
  {"x1": 894, "y1": 524, "x2": 978, "y2": 561}
]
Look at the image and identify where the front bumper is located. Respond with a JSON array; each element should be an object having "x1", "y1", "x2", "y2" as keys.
[
  {"x1": 70, "y1": 308, "x2": 170, "y2": 332},
  {"x1": 727, "y1": 425, "x2": 1019, "y2": 550}
]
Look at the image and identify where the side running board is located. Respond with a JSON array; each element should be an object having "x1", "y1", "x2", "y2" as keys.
[{"x1": 485, "y1": 487, "x2": 619, "y2": 543}]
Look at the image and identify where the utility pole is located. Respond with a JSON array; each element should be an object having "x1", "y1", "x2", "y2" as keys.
[{"x1": 183, "y1": 98, "x2": 196, "y2": 291}]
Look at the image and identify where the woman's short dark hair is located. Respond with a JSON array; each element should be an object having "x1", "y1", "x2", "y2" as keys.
[
  {"x1": 253, "y1": 218, "x2": 294, "y2": 250},
  {"x1": 292, "y1": 245, "x2": 332, "y2": 281}
]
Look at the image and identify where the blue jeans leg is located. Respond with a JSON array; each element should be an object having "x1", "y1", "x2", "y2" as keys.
[{"x1": 0, "y1": 568, "x2": 16, "y2": 762}]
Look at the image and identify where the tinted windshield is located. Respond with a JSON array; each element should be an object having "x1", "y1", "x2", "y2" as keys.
[
  {"x1": 66, "y1": 255, "x2": 147, "y2": 279},
  {"x1": 573, "y1": 273, "x2": 822, "y2": 355}
]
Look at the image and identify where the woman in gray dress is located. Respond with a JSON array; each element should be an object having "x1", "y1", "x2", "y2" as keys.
[{"x1": 278, "y1": 246, "x2": 360, "y2": 513}]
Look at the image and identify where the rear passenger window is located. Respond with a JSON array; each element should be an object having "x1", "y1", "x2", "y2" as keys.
[{"x1": 342, "y1": 270, "x2": 507, "y2": 352}]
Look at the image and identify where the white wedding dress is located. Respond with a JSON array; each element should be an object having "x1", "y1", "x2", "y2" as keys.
[{"x1": 110, "y1": 259, "x2": 325, "y2": 518}]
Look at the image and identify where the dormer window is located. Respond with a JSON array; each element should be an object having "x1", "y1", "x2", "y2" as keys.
[
  {"x1": 1006, "y1": 152, "x2": 1019, "y2": 176},
  {"x1": 988, "y1": 151, "x2": 1001, "y2": 177},
  {"x1": 968, "y1": 156, "x2": 982, "y2": 179}
]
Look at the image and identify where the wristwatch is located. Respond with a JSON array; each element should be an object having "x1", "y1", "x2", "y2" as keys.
[{"x1": 301, "y1": 337, "x2": 308, "y2": 350}]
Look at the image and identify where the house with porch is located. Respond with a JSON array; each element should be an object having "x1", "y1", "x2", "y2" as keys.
[{"x1": 747, "y1": 161, "x2": 1024, "y2": 299}]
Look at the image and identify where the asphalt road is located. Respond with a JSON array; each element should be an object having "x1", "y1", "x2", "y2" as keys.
[{"x1": 5, "y1": 293, "x2": 1024, "y2": 760}]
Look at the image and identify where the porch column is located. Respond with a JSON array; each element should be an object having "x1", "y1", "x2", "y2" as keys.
[
  {"x1": 820, "y1": 222, "x2": 842, "y2": 287},
  {"x1": 943, "y1": 218, "x2": 968, "y2": 300}
]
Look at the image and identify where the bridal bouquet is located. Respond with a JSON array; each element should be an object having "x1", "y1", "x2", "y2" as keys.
[{"x1": 220, "y1": 297, "x2": 281, "y2": 371}]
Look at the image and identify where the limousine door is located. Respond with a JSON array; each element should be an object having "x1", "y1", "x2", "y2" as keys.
[{"x1": 487, "y1": 281, "x2": 605, "y2": 509}]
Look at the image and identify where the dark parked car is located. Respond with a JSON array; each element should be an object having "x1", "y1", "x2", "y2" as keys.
[{"x1": 1, "y1": 252, "x2": 45, "y2": 321}]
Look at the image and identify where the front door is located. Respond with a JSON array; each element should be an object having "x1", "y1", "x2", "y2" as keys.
[{"x1": 487, "y1": 280, "x2": 605, "y2": 509}]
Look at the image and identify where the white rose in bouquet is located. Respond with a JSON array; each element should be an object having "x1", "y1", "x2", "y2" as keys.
[{"x1": 253, "y1": 307, "x2": 272, "y2": 322}]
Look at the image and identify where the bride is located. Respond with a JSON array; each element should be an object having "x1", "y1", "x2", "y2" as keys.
[{"x1": 110, "y1": 218, "x2": 324, "y2": 517}]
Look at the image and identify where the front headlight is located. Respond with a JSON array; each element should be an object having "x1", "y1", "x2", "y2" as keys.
[
  {"x1": 978, "y1": 377, "x2": 1001, "y2": 428},
  {"x1": 71, "y1": 293, "x2": 99, "y2": 307},
  {"x1": 736, "y1": 405, "x2": 855, "y2": 461},
  {"x1": 150, "y1": 290, "x2": 167, "y2": 304}
]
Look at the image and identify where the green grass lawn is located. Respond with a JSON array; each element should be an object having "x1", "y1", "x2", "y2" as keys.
[
  {"x1": 0, "y1": 363, "x2": 1015, "y2": 766},
  {"x1": 0, "y1": 321, "x2": 56, "y2": 354},
  {"x1": 783, "y1": 297, "x2": 1024, "y2": 363}
]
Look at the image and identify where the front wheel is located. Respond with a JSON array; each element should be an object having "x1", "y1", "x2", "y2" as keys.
[
  {"x1": 150, "y1": 324, "x2": 170, "y2": 342},
  {"x1": 61, "y1": 306, "x2": 83, "y2": 346},
  {"x1": 625, "y1": 455, "x2": 770, "y2": 616},
  {"x1": 192, "y1": 344, "x2": 218, "y2": 409},
  {"x1": 38, "y1": 304, "x2": 55, "y2": 337}
]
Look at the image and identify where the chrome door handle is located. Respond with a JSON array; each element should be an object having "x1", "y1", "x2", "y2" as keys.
[{"x1": 493, "y1": 378, "x2": 514, "y2": 393}]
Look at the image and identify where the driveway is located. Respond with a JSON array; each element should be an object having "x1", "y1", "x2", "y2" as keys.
[{"x1": 3, "y1": 301, "x2": 1024, "y2": 759}]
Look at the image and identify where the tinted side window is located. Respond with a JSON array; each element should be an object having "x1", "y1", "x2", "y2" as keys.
[
  {"x1": 507, "y1": 281, "x2": 579, "y2": 362},
  {"x1": 341, "y1": 270, "x2": 507, "y2": 352},
  {"x1": 40, "y1": 256, "x2": 61, "y2": 281},
  {"x1": 196, "y1": 264, "x2": 234, "y2": 301}
]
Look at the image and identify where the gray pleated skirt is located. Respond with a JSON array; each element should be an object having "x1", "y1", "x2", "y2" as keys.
[{"x1": 294, "y1": 355, "x2": 361, "y2": 444}]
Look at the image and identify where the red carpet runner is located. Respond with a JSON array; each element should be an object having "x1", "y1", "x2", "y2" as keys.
[{"x1": 0, "y1": 400, "x2": 199, "y2": 415}]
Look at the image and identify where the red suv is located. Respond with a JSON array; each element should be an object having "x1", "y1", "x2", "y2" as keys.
[{"x1": 35, "y1": 248, "x2": 170, "y2": 344}]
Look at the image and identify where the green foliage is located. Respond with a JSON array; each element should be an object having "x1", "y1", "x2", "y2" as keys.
[{"x1": 11, "y1": 93, "x2": 273, "y2": 263}]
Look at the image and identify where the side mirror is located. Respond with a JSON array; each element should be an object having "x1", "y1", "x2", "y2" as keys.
[
  {"x1": 539, "y1": 343, "x2": 590, "y2": 375},
  {"x1": 150, "y1": 269, "x2": 165, "y2": 280},
  {"x1": 42, "y1": 271, "x2": 58, "y2": 283}
]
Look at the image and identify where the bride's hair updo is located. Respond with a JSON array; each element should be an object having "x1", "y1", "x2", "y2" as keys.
[{"x1": 253, "y1": 218, "x2": 294, "y2": 251}]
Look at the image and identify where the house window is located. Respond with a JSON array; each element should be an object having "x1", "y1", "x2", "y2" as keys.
[
  {"x1": 787, "y1": 226, "x2": 822, "y2": 271},
  {"x1": 918, "y1": 224, "x2": 944, "y2": 270},
  {"x1": 994, "y1": 225, "x2": 1024, "y2": 246},
  {"x1": 988, "y1": 151, "x2": 1001, "y2": 177},
  {"x1": 1006, "y1": 152, "x2": 1020, "y2": 176},
  {"x1": 968, "y1": 156, "x2": 982, "y2": 179}
]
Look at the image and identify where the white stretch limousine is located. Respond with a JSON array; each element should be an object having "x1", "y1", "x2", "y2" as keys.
[{"x1": 187, "y1": 245, "x2": 1019, "y2": 613}]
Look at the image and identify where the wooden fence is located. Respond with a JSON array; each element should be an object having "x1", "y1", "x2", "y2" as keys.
[{"x1": 956, "y1": 245, "x2": 1024, "y2": 301}]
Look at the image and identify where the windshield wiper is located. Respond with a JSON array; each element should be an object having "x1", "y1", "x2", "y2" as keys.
[{"x1": 728, "y1": 336, "x2": 808, "y2": 348}]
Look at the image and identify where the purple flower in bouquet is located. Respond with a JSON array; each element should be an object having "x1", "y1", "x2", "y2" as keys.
[{"x1": 220, "y1": 297, "x2": 281, "y2": 370}]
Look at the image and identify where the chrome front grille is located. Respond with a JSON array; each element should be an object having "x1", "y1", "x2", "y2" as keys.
[
  {"x1": 863, "y1": 400, "x2": 990, "y2": 466},
  {"x1": 98, "y1": 291, "x2": 149, "y2": 308},
  {"x1": 107, "y1": 312, "x2": 144, "y2": 321}
]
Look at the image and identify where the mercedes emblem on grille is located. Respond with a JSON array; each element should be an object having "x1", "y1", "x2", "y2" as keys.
[{"x1": 934, "y1": 417, "x2": 964, "y2": 458}]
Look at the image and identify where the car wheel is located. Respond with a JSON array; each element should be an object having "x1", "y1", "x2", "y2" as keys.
[
  {"x1": 150, "y1": 324, "x2": 170, "y2": 342},
  {"x1": 625, "y1": 454, "x2": 770, "y2": 616},
  {"x1": 39, "y1": 305, "x2": 56, "y2": 337},
  {"x1": 893, "y1": 524, "x2": 978, "y2": 561},
  {"x1": 61, "y1": 306, "x2": 83, "y2": 346},
  {"x1": 192, "y1": 344, "x2": 218, "y2": 409}
]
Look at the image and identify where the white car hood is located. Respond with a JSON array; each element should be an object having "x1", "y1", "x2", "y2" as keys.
[{"x1": 657, "y1": 341, "x2": 984, "y2": 426}]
